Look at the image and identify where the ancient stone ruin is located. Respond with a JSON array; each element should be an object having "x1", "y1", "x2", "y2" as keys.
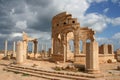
[
  {"x1": 51, "y1": 12, "x2": 100, "y2": 73},
  {"x1": 0, "y1": 12, "x2": 120, "y2": 80}
]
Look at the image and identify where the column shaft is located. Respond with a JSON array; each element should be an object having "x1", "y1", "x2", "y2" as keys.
[
  {"x1": 13, "y1": 41, "x2": 16, "y2": 57},
  {"x1": 74, "y1": 35, "x2": 79, "y2": 55},
  {"x1": 86, "y1": 41, "x2": 100, "y2": 73},
  {"x1": 4, "y1": 40, "x2": 8, "y2": 57}
]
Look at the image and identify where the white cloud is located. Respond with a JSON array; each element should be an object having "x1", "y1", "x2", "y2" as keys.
[
  {"x1": 0, "y1": 34, "x2": 7, "y2": 38},
  {"x1": 11, "y1": 33, "x2": 22, "y2": 37},
  {"x1": 29, "y1": 31, "x2": 51, "y2": 40},
  {"x1": 111, "y1": 17, "x2": 120, "y2": 26},
  {"x1": 96, "y1": 32, "x2": 120, "y2": 50},
  {"x1": 87, "y1": 0, "x2": 108, "y2": 3},
  {"x1": 103, "y1": 8, "x2": 109, "y2": 13},
  {"x1": 112, "y1": 32, "x2": 120, "y2": 39},
  {"x1": 80, "y1": 13, "x2": 107, "y2": 32},
  {"x1": 53, "y1": 0, "x2": 109, "y2": 32},
  {"x1": 3, "y1": 0, "x2": 120, "y2": 50},
  {"x1": 15, "y1": 20, "x2": 27, "y2": 29},
  {"x1": 9, "y1": 3, "x2": 38, "y2": 28},
  {"x1": 53, "y1": 0, "x2": 90, "y2": 17},
  {"x1": 105, "y1": 17, "x2": 120, "y2": 26}
]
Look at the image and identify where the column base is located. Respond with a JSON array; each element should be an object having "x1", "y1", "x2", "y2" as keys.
[{"x1": 86, "y1": 69, "x2": 100, "y2": 74}]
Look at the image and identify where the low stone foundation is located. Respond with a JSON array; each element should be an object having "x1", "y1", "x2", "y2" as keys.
[
  {"x1": 52, "y1": 54, "x2": 115, "y2": 64},
  {"x1": 52, "y1": 54, "x2": 64, "y2": 62},
  {"x1": 74, "y1": 54, "x2": 115, "y2": 64},
  {"x1": 116, "y1": 54, "x2": 120, "y2": 62}
]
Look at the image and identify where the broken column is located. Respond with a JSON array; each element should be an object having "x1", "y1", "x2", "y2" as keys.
[
  {"x1": 86, "y1": 41, "x2": 100, "y2": 73},
  {"x1": 16, "y1": 41, "x2": 24, "y2": 64}
]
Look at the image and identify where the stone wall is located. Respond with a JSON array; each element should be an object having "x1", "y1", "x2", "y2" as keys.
[
  {"x1": 73, "y1": 54, "x2": 115, "y2": 64},
  {"x1": 116, "y1": 49, "x2": 120, "y2": 61}
]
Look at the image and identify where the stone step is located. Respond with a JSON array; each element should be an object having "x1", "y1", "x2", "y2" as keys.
[
  {"x1": 9, "y1": 65, "x2": 102, "y2": 78},
  {"x1": 6, "y1": 66, "x2": 90, "y2": 80},
  {"x1": 5, "y1": 68, "x2": 68, "y2": 80},
  {"x1": 6, "y1": 65, "x2": 91, "y2": 80}
]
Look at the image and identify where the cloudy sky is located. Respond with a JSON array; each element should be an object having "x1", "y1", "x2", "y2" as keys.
[{"x1": 0, "y1": 0, "x2": 120, "y2": 51}]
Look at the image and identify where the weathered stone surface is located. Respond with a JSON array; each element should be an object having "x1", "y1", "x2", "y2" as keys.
[
  {"x1": 51, "y1": 12, "x2": 100, "y2": 73},
  {"x1": 107, "y1": 59, "x2": 117, "y2": 63},
  {"x1": 116, "y1": 49, "x2": 120, "y2": 62},
  {"x1": 117, "y1": 65, "x2": 120, "y2": 70}
]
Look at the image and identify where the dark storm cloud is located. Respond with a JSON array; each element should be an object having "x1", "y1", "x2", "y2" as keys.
[
  {"x1": 0, "y1": 0, "x2": 59, "y2": 49},
  {"x1": 24, "y1": 0, "x2": 58, "y2": 32},
  {"x1": 0, "y1": 0, "x2": 56, "y2": 33},
  {"x1": 28, "y1": 13, "x2": 53, "y2": 32},
  {"x1": 25, "y1": 0, "x2": 52, "y2": 7}
]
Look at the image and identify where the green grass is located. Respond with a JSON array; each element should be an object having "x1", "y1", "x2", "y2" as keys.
[
  {"x1": 14, "y1": 71, "x2": 20, "y2": 74},
  {"x1": 22, "y1": 73, "x2": 30, "y2": 76}
]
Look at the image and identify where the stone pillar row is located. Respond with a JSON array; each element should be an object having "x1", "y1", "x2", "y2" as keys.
[{"x1": 4, "y1": 40, "x2": 16, "y2": 57}]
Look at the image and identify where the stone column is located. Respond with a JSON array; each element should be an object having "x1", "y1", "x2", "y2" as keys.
[
  {"x1": 48, "y1": 48, "x2": 51, "y2": 57},
  {"x1": 53, "y1": 38, "x2": 56, "y2": 54},
  {"x1": 51, "y1": 38, "x2": 53, "y2": 54},
  {"x1": 83, "y1": 40, "x2": 86, "y2": 54},
  {"x1": 74, "y1": 34, "x2": 79, "y2": 61},
  {"x1": 32, "y1": 42, "x2": 34, "y2": 53},
  {"x1": 41, "y1": 43, "x2": 44, "y2": 50},
  {"x1": 34, "y1": 41, "x2": 38, "y2": 58},
  {"x1": 4, "y1": 40, "x2": 8, "y2": 57},
  {"x1": 16, "y1": 41, "x2": 24, "y2": 64},
  {"x1": 63, "y1": 44, "x2": 66, "y2": 63},
  {"x1": 86, "y1": 41, "x2": 100, "y2": 74},
  {"x1": 86, "y1": 43, "x2": 90, "y2": 70},
  {"x1": 74, "y1": 35, "x2": 79, "y2": 55},
  {"x1": 23, "y1": 41, "x2": 27, "y2": 61},
  {"x1": 13, "y1": 41, "x2": 16, "y2": 57},
  {"x1": 45, "y1": 43, "x2": 47, "y2": 52},
  {"x1": 62, "y1": 34, "x2": 67, "y2": 63},
  {"x1": 61, "y1": 34, "x2": 67, "y2": 63}
]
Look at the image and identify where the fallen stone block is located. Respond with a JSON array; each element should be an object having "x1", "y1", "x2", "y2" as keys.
[{"x1": 107, "y1": 59, "x2": 117, "y2": 63}]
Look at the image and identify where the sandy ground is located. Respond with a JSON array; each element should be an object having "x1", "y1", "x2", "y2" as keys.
[
  {"x1": 0, "y1": 60, "x2": 120, "y2": 80},
  {"x1": 0, "y1": 60, "x2": 48, "y2": 80},
  {"x1": 0, "y1": 65, "x2": 47, "y2": 80}
]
